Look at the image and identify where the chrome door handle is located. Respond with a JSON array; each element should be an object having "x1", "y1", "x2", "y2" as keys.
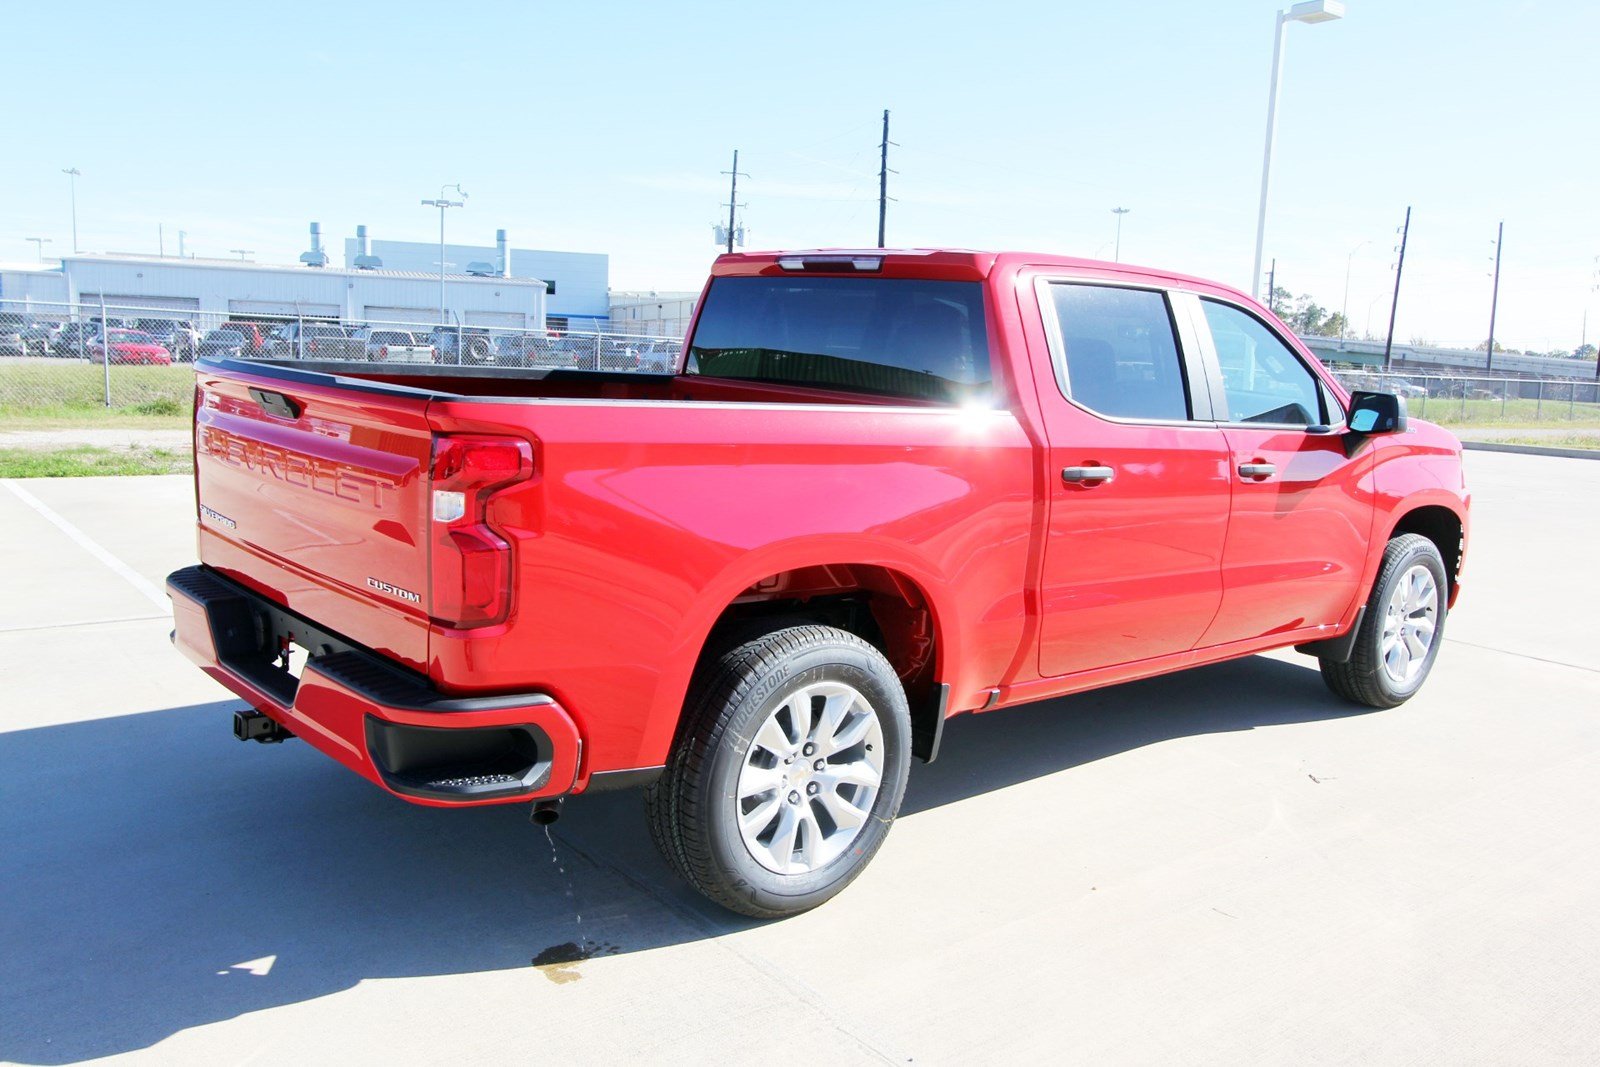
[
  {"x1": 1062, "y1": 465, "x2": 1115, "y2": 484},
  {"x1": 1237, "y1": 462, "x2": 1277, "y2": 479}
]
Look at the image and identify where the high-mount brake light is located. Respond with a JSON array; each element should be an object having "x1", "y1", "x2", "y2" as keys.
[
  {"x1": 429, "y1": 435, "x2": 534, "y2": 627},
  {"x1": 777, "y1": 255, "x2": 883, "y2": 272}
]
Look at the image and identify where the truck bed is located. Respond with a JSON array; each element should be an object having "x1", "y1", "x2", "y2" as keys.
[{"x1": 215, "y1": 357, "x2": 947, "y2": 408}]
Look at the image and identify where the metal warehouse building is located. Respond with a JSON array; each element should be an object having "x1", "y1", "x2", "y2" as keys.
[
  {"x1": 2, "y1": 252, "x2": 547, "y2": 331},
  {"x1": 343, "y1": 234, "x2": 607, "y2": 331}
]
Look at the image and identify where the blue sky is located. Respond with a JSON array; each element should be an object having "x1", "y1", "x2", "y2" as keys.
[{"x1": 5, "y1": 0, "x2": 1597, "y2": 350}]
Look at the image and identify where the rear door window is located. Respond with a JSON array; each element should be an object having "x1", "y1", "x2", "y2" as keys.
[{"x1": 1043, "y1": 283, "x2": 1191, "y2": 421}]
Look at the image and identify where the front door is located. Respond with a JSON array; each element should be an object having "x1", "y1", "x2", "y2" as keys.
[
  {"x1": 1030, "y1": 279, "x2": 1232, "y2": 678},
  {"x1": 1187, "y1": 295, "x2": 1374, "y2": 647}
]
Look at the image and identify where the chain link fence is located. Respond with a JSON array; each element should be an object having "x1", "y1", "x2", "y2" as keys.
[
  {"x1": 1326, "y1": 369, "x2": 1600, "y2": 427},
  {"x1": 5, "y1": 297, "x2": 1598, "y2": 431},
  {"x1": 0, "y1": 298, "x2": 684, "y2": 418}
]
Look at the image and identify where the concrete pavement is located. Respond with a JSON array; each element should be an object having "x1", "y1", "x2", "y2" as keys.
[{"x1": 2, "y1": 451, "x2": 1597, "y2": 1064}]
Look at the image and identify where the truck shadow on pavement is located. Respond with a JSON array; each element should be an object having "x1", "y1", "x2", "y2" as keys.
[{"x1": 1, "y1": 654, "x2": 1369, "y2": 1063}]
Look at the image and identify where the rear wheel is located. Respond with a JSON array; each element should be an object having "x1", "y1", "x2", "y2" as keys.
[
  {"x1": 645, "y1": 624, "x2": 911, "y2": 918},
  {"x1": 1321, "y1": 533, "x2": 1448, "y2": 708}
]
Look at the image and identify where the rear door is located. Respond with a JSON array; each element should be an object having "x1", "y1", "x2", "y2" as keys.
[
  {"x1": 1029, "y1": 277, "x2": 1232, "y2": 677},
  {"x1": 194, "y1": 363, "x2": 435, "y2": 670},
  {"x1": 1183, "y1": 294, "x2": 1373, "y2": 647}
]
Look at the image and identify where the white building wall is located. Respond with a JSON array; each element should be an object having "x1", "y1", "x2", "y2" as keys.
[
  {"x1": 31, "y1": 256, "x2": 544, "y2": 331},
  {"x1": 346, "y1": 239, "x2": 609, "y2": 325},
  {"x1": 608, "y1": 291, "x2": 698, "y2": 337}
]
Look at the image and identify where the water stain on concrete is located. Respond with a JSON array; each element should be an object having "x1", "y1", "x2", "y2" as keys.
[{"x1": 532, "y1": 940, "x2": 620, "y2": 984}]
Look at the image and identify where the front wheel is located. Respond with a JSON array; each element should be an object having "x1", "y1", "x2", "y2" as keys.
[
  {"x1": 1321, "y1": 533, "x2": 1449, "y2": 708},
  {"x1": 645, "y1": 624, "x2": 912, "y2": 918}
]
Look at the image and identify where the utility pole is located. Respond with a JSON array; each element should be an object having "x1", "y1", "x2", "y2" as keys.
[
  {"x1": 720, "y1": 150, "x2": 748, "y2": 254},
  {"x1": 1590, "y1": 256, "x2": 1599, "y2": 381},
  {"x1": 1112, "y1": 207, "x2": 1131, "y2": 262},
  {"x1": 1265, "y1": 259, "x2": 1277, "y2": 314},
  {"x1": 1485, "y1": 220, "x2": 1503, "y2": 374},
  {"x1": 26, "y1": 237, "x2": 52, "y2": 263},
  {"x1": 1384, "y1": 206, "x2": 1411, "y2": 372},
  {"x1": 877, "y1": 109, "x2": 892, "y2": 248}
]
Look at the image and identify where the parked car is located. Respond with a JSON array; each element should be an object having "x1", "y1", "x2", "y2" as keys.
[
  {"x1": 265, "y1": 322, "x2": 361, "y2": 360},
  {"x1": 169, "y1": 248, "x2": 1469, "y2": 919},
  {"x1": 358, "y1": 329, "x2": 436, "y2": 363},
  {"x1": 492, "y1": 332, "x2": 580, "y2": 369},
  {"x1": 198, "y1": 329, "x2": 248, "y2": 360},
  {"x1": 54, "y1": 322, "x2": 100, "y2": 358},
  {"x1": 89, "y1": 329, "x2": 172, "y2": 365},
  {"x1": 1389, "y1": 378, "x2": 1429, "y2": 398},
  {"x1": 220, "y1": 321, "x2": 268, "y2": 356},
  {"x1": 0, "y1": 320, "x2": 24, "y2": 357},
  {"x1": 20, "y1": 323, "x2": 58, "y2": 357},
  {"x1": 427, "y1": 326, "x2": 495, "y2": 365}
]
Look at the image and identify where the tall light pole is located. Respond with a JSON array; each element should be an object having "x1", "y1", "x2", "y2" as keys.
[
  {"x1": 1112, "y1": 207, "x2": 1131, "y2": 262},
  {"x1": 1251, "y1": 0, "x2": 1345, "y2": 300},
  {"x1": 26, "y1": 237, "x2": 52, "y2": 263},
  {"x1": 62, "y1": 168, "x2": 81, "y2": 253},
  {"x1": 1340, "y1": 238, "x2": 1369, "y2": 342},
  {"x1": 421, "y1": 184, "x2": 468, "y2": 324}
]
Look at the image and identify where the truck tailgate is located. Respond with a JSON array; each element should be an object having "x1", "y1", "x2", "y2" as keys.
[{"x1": 194, "y1": 364, "x2": 434, "y2": 671}]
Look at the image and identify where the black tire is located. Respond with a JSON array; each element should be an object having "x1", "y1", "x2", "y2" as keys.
[
  {"x1": 1321, "y1": 533, "x2": 1448, "y2": 708},
  {"x1": 644, "y1": 624, "x2": 912, "y2": 919}
]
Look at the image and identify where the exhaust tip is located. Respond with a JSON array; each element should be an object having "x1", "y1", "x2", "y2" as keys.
[{"x1": 530, "y1": 800, "x2": 563, "y2": 826}]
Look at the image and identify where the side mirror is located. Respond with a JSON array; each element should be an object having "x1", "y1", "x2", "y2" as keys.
[{"x1": 1344, "y1": 390, "x2": 1407, "y2": 454}]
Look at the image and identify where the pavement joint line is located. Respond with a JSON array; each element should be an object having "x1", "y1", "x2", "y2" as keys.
[
  {"x1": 1444, "y1": 637, "x2": 1600, "y2": 675},
  {"x1": 2, "y1": 480, "x2": 169, "y2": 610},
  {"x1": 0, "y1": 614, "x2": 170, "y2": 635}
]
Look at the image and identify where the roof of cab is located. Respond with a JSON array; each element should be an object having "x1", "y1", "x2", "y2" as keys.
[{"x1": 710, "y1": 248, "x2": 1255, "y2": 306}]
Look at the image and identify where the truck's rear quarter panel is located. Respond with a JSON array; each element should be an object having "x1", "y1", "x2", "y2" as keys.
[{"x1": 424, "y1": 395, "x2": 1037, "y2": 777}]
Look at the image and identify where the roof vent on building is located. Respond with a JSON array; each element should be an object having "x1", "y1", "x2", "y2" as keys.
[
  {"x1": 353, "y1": 224, "x2": 382, "y2": 270},
  {"x1": 464, "y1": 261, "x2": 497, "y2": 276},
  {"x1": 299, "y1": 221, "x2": 328, "y2": 267}
]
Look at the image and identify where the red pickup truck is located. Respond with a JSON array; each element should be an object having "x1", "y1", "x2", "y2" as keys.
[{"x1": 168, "y1": 249, "x2": 1468, "y2": 917}]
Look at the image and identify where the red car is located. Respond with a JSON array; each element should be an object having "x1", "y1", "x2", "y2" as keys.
[
  {"x1": 90, "y1": 329, "x2": 173, "y2": 365},
  {"x1": 169, "y1": 249, "x2": 1469, "y2": 917}
]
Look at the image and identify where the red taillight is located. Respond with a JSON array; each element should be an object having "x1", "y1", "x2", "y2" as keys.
[
  {"x1": 429, "y1": 435, "x2": 533, "y2": 628},
  {"x1": 379, "y1": 345, "x2": 388, "y2": 359}
]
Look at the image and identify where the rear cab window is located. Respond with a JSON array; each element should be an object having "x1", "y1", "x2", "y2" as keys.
[
  {"x1": 685, "y1": 276, "x2": 991, "y2": 403},
  {"x1": 1039, "y1": 282, "x2": 1193, "y2": 422}
]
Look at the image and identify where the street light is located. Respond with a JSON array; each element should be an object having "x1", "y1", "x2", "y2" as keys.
[
  {"x1": 26, "y1": 237, "x2": 53, "y2": 263},
  {"x1": 1250, "y1": 0, "x2": 1345, "y2": 301},
  {"x1": 62, "y1": 168, "x2": 81, "y2": 253},
  {"x1": 1341, "y1": 238, "x2": 1369, "y2": 342},
  {"x1": 1111, "y1": 207, "x2": 1131, "y2": 262},
  {"x1": 421, "y1": 184, "x2": 468, "y2": 324}
]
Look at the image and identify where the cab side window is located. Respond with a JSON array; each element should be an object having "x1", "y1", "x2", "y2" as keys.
[
  {"x1": 1047, "y1": 283, "x2": 1190, "y2": 421},
  {"x1": 1200, "y1": 299, "x2": 1324, "y2": 425}
]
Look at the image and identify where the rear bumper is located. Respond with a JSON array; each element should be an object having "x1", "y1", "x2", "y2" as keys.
[{"x1": 167, "y1": 565, "x2": 581, "y2": 807}]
